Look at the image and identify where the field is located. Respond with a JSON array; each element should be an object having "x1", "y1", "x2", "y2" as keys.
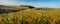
[
  {"x1": 0, "y1": 8, "x2": 60, "y2": 24},
  {"x1": 0, "y1": 5, "x2": 60, "y2": 24}
]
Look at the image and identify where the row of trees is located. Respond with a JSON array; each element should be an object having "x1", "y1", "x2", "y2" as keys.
[
  {"x1": 0, "y1": 5, "x2": 35, "y2": 13},
  {"x1": 20, "y1": 5, "x2": 35, "y2": 9}
]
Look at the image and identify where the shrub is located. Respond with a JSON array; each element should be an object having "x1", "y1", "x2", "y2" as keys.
[{"x1": 20, "y1": 5, "x2": 35, "y2": 9}]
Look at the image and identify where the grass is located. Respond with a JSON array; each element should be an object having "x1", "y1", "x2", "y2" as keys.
[{"x1": 0, "y1": 9, "x2": 60, "y2": 24}]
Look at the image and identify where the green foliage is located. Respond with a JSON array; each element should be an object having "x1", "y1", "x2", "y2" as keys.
[
  {"x1": 0, "y1": 5, "x2": 4, "y2": 7},
  {"x1": 20, "y1": 5, "x2": 35, "y2": 9}
]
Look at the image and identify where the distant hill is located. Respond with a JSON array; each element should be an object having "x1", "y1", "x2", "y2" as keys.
[{"x1": 0, "y1": 5, "x2": 60, "y2": 13}]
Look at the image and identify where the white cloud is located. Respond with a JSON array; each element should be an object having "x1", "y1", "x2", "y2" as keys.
[
  {"x1": 0, "y1": 0, "x2": 19, "y2": 5},
  {"x1": 0, "y1": 0, "x2": 60, "y2": 8},
  {"x1": 0, "y1": 0, "x2": 7, "y2": 5}
]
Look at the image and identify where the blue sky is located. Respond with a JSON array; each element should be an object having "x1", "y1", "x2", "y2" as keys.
[{"x1": 0, "y1": 0, "x2": 60, "y2": 8}]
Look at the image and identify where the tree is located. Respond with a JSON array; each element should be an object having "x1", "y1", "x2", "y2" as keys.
[
  {"x1": 0, "y1": 5, "x2": 5, "y2": 7},
  {"x1": 28, "y1": 6, "x2": 35, "y2": 9},
  {"x1": 20, "y1": 5, "x2": 35, "y2": 9}
]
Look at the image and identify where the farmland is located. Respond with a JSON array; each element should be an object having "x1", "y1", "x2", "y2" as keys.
[{"x1": 0, "y1": 5, "x2": 60, "y2": 24}]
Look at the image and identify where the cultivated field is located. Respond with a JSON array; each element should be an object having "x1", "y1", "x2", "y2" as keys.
[
  {"x1": 0, "y1": 5, "x2": 60, "y2": 24},
  {"x1": 0, "y1": 8, "x2": 60, "y2": 24}
]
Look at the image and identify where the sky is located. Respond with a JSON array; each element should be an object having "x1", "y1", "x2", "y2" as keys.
[{"x1": 0, "y1": 0, "x2": 60, "y2": 8}]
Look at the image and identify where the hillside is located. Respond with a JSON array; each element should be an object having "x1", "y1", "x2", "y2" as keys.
[
  {"x1": 0, "y1": 8, "x2": 60, "y2": 24},
  {"x1": 0, "y1": 5, "x2": 60, "y2": 24}
]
